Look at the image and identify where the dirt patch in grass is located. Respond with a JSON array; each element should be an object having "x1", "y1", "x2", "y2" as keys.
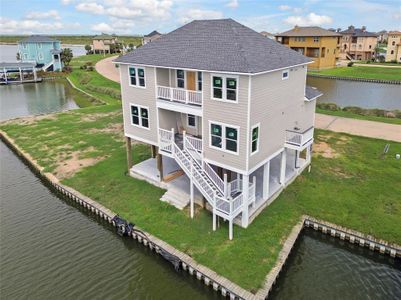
[
  {"x1": 313, "y1": 141, "x2": 339, "y2": 158},
  {"x1": 89, "y1": 123, "x2": 124, "y2": 140},
  {"x1": 1, "y1": 114, "x2": 58, "y2": 126},
  {"x1": 329, "y1": 166, "x2": 352, "y2": 178},
  {"x1": 79, "y1": 111, "x2": 120, "y2": 122},
  {"x1": 53, "y1": 147, "x2": 105, "y2": 179}
]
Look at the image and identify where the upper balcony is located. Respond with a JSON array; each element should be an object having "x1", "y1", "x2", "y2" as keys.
[{"x1": 157, "y1": 85, "x2": 202, "y2": 106}]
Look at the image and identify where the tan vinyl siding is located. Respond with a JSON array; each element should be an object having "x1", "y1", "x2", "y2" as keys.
[
  {"x1": 203, "y1": 74, "x2": 249, "y2": 171},
  {"x1": 248, "y1": 66, "x2": 314, "y2": 170},
  {"x1": 120, "y1": 64, "x2": 158, "y2": 145},
  {"x1": 156, "y1": 68, "x2": 169, "y2": 86}
]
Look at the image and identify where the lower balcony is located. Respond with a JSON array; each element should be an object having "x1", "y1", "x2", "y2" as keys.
[{"x1": 285, "y1": 126, "x2": 314, "y2": 150}]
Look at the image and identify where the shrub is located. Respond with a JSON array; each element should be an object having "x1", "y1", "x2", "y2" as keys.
[
  {"x1": 63, "y1": 66, "x2": 72, "y2": 73},
  {"x1": 347, "y1": 62, "x2": 354, "y2": 67},
  {"x1": 85, "y1": 84, "x2": 121, "y2": 99},
  {"x1": 343, "y1": 106, "x2": 364, "y2": 114},
  {"x1": 79, "y1": 73, "x2": 91, "y2": 85},
  {"x1": 390, "y1": 59, "x2": 398, "y2": 64},
  {"x1": 317, "y1": 102, "x2": 339, "y2": 111}
]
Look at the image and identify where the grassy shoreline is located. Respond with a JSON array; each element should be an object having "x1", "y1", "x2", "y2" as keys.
[
  {"x1": 1, "y1": 55, "x2": 400, "y2": 292},
  {"x1": 308, "y1": 66, "x2": 401, "y2": 81},
  {"x1": 316, "y1": 108, "x2": 401, "y2": 125}
]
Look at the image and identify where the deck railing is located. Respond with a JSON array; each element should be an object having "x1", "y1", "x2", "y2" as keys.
[
  {"x1": 285, "y1": 126, "x2": 314, "y2": 148},
  {"x1": 186, "y1": 135, "x2": 202, "y2": 153},
  {"x1": 158, "y1": 128, "x2": 173, "y2": 154},
  {"x1": 157, "y1": 85, "x2": 202, "y2": 106}
]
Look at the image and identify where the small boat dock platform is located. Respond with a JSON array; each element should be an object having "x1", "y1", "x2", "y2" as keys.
[{"x1": 0, "y1": 62, "x2": 42, "y2": 85}]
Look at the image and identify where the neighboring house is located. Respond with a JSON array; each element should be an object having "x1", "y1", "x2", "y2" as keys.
[
  {"x1": 377, "y1": 30, "x2": 388, "y2": 43},
  {"x1": 114, "y1": 19, "x2": 321, "y2": 239},
  {"x1": 385, "y1": 31, "x2": 401, "y2": 62},
  {"x1": 339, "y1": 26, "x2": 378, "y2": 60},
  {"x1": 18, "y1": 35, "x2": 62, "y2": 72},
  {"x1": 260, "y1": 31, "x2": 275, "y2": 39},
  {"x1": 276, "y1": 26, "x2": 341, "y2": 70},
  {"x1": 142, "y1": 30, "x2": 162, "y2": 45},
  {"x1": 92, "y1": 34, "x2": 117, "y2": 54}
]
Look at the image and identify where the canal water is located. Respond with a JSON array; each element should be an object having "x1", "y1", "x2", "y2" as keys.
[
  {"x1": 307, "y1": 76, "x2": 401, "y2": 110},
  {"x1": 1, "y1": 81, "x2": 400, "y2": 299}
]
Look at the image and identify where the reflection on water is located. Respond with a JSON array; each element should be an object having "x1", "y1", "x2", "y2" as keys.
[
  {"x1": 0, "y1": 81, "x2": 78, "y2": 121},
  {"x1": 270, "y1": 228, "x2": 401, "y2": 300},
  {"x1": 307, "y1": 76, "x2": 401, "y2": 110}
]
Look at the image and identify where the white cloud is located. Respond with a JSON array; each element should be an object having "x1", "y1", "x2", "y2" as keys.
[
  {"x1": 61, "y1": 0, "x2": 74, "y2": 4},
  {"x1": 91, "y1": 18, "x2": 136, "y2": 34},
  {"x1": 226, "y1": 0, "x2": 239, "y2": 9},
  {"x1": 284, "y1": 12, "x2": 332, "y2": 26},
  {"x1": 0, "y1": 17, "x2": 79, "y2": 34},
  {"x1": 179, "y1": 9, "x2": 223, "y2": 24},
  {"x1": 26, "y1": 10, "x2": 61, "y2": 20},
  {"x1": 76, "y1": 2, "x2": 105, "y2": 15},
  {"x1": 278, "y1": 5, "x2": 291, "y2": 11},
  {"x1": 91, "y1": 22, "x2": 113, "y2": 33}
]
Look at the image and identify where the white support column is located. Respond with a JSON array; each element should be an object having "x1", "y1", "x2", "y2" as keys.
[
  {"x1": 33, "y1": 68, "x2": 37, "y2": 81},
  {"x1": 241, "y1": 174, "x2": 249, "y2": 228},
  {"x1": 213, "y1": 209, "x2": 216, "y2": 231},
  {"x1": 229, "y1": 219, "x2": 233, "y2": 240},
  {"x1": 263, "y1": 160, "x2": 270, "y2": 199},
  {"x1": 190, "y1": 171, "x2": 194, "y2": 219},
  {"x1": 223, "y1": 173, "x2": 228, "y2": 198},
  {"x1": 280, "y1": 149, "x2": 287, "y2": 185},
  {"x1": 19, "y1": 67, "x2": 22, "y2": 82},
  {"x1": 4, "y1": 68, "x2": 7, "y2": 84}
]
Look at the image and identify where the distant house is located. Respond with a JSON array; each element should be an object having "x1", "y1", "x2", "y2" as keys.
[
  {"x1": 276, "y1": 26, "x2": 341, "y2": 70},
  {"x1": 377, "y1": 30, "x2": 388, "y2": 43},
  {"x1": 339, "y1": 26, "x2": 378, "y2": 60},
  {"x1": 18, "y1": 35, "x2": 62, "y2": 72},
  {"x1": 142, "y1": 30, "x2": 161, "y2": 45},
  {"x1": 260, "y1": 31, "x2": 275, "y2": 39},
  {"x1": 92, "y1": 34, "x2": 117, "y2": 54},
  {"x1": 385, "y1": 31, "x2": 401, "y2": 62}
]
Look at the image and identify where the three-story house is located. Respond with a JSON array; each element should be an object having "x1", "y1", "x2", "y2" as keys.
[{"x1": 114, "y1": 19, "x2": 322, "y2": 239}]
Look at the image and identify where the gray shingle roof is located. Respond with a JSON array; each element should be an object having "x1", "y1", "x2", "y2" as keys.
[
  {"x1": 115, "y1": 19, "x2": 311, "y2": 74},
  {"x1": 305, "y1": 86, "x2": 323, "y2": 100},
  {"x1": 19, "y1": 35, "x2": 59, "y2": 43},
  {"x1": 277, "y1": 26, "x2": 341, "y2": 37},
  {"x1": 340, "y1": 27, "x2": 377, "y2": 37}
]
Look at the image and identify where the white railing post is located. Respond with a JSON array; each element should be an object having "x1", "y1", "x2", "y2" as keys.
[
  {"x1": 224, "y1": 173, "x2": 228, "y2": 198},
  {"x1": 252, "y1": 176, "x2": 256, "y2": 207},
  {"x1": 171, "y1": 127, "x2": 175, "y2": 154}
]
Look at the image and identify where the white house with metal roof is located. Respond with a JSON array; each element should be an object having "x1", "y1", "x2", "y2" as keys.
[{"x1": 114, "y1": 19, "x2": 322, "y2": 239}]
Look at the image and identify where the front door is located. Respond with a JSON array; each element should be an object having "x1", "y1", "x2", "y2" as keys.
[{"x1": 186, "y1": 71, "x2": 196, "y2": 91}]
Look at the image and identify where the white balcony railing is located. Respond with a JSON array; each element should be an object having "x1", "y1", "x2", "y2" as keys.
[
  {"x1": 157, "y1": 85, "x2": 202, "y2": 106},
  {"x1": 285, "y1": 126, "x2": 314, "y2": 148}
]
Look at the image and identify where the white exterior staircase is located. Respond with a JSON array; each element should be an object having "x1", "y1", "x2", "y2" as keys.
[{"x1": 158, "y1": 128, "x2": 256, "y2": 239}]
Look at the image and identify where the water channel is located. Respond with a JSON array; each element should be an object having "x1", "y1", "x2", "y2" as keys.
[
  {"x1": 307, "y1": 76, "x2": 401, "y2": 110},
  {"x1": 1, "y1": 80, "x2": 400, "y2": 299}
]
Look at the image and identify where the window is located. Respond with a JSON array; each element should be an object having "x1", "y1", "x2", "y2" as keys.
[
  {"x1": 38, "y1": 52, "x2": 43, "y2": 60},
  {"x1": 392, "y1": 41, "x2": 396, "y2": 46},
  {"x1": 23, "y1": 53, "x2": 28, "y2": 60},
  {"x1": 210, "y1": 122, "x2": 239, "y2": 154},
  {"x1": 321, "y1": 47, "x2": 325, "y2": 58},
  {"x1": 211, "y1": 74, "x2": 238, "y2": 102},
  {"x1": 38, "y1": 43, "x2": 42, "y2": 49},
  {"x1": 128, "y1": 66, "x2": 145, "y2": 87},
  {"x1": 251, "y1": 125, "x2": 259, "y2": 154},
  {"x1": 187, "y1": 114, "x2": 196, "y2": 127},
  {"x1": 177, "y1": 69, "x2": 185, "y2": 88},
  {"x1": 130, "y1": 104, "x2": 149, "y2": 129},
  {"x1": 197, "y1": 71, "x2": 202, "y2": 91},
  {"x1": 294, "y1": 37, "x2": 305, "y2": 42},
  {"x1": 313, "y1": 37, "x2": 319, "y2": 42},
  {"x1": 282, "y1": 70, "x2": 289, "y2": 80},
  {"x1": 391, "y1": 50, "x2": 394, "y2": 54}
]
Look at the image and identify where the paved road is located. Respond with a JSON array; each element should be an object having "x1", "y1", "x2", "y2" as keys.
[
  {"x1": 96, "y1": 56, "x2": 401, "y2": 142},
  {"x1": 95, "y1": 55, "x2": 120, "y2": 83},
  {"x1": 315, "y1": 114, "x2": 401, "y2": 142}
]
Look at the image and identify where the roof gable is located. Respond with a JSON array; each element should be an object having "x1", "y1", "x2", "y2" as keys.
[
  {"x1": 144, "y1": 30, "x2": 161, "y2": 37},
  {"x1": 277, "y1": 26, "x2": 341, "y2": 37},
  {"x1": 19, "y1": 35, "x2": 59, "y2": 43},
  {"x1": 115, "y1": 19, "x2": 311, "y2": 74}
]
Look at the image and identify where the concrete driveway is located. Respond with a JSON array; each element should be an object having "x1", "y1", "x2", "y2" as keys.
[{"x1": 95, "y1": 55, "x2": 120, "y2": 83}]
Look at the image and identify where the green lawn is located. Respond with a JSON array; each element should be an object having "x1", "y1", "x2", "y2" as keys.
[
  {"x1": 316, "y1": 108, "x2": 401, "y2": 125},
  {"x1": 308, "y1": 66, "x2": 401, "y2": 81},
  {"x1": 1, "y1": 55, "x2": 400, "y2": 292}
]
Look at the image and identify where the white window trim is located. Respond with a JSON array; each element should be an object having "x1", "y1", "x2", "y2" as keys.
[
  {"x1": 210, "y1": 73, "x2": 239, "y2": 103},
  {"x1": 197, "y1": 71, "x2": 202, "y2": 91},
  {"x1": 282, "y1": 69, "x2": 289, "y2": 80},
  {"x1": 38, "y1": 52, "x2": 43, "y2": 60},
  {"x1": 129, "y1": 103, "x2": 150, "y2": 130},
  {"x1": 208, "y1": 120, "x2": 240, "y2": 155},
  {"x1": 187, "y1": 114, "x2": 197, "y2": 128},
  {"x1": 23, "y1": 53, "x2": 28, "y2": 60},
  {"x1": 250, "y1": 123, "x2": 260, "y2": 156},
  {"x1": 128, "y1": 65, "x2": 146, "y2": 89},
  {"x1": 176, "y1": 69, "x2": 186, "y2": 89}
]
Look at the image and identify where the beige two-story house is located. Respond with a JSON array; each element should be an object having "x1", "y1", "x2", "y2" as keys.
[
  {"x1": 386, "y1": 31, "x2": 401, "y2": 62},
  {"x1": 92, "y1": 34, "x2": 117, "y2": 54},
  {"x1": 339, "y1": 26, "x2": 378, "y2": 60},
  {"x1": 114, "y1": 19, "x2": 321, "y2": 239}
]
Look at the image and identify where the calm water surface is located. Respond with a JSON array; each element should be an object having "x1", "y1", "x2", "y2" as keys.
[
  {"x1": 270, "y1": 228, "x2": 401, "y2": 300},
  {"x1": 307, "y1": 76, "x2": 401, "y2": 110},
  {"x1": 1, "y1": 79, "x2": 400, "y2": 299}
]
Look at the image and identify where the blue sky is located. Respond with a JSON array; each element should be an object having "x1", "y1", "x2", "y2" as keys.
[{"x1": 1, "y1": 0, "x2": 400, "y2": 35}]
